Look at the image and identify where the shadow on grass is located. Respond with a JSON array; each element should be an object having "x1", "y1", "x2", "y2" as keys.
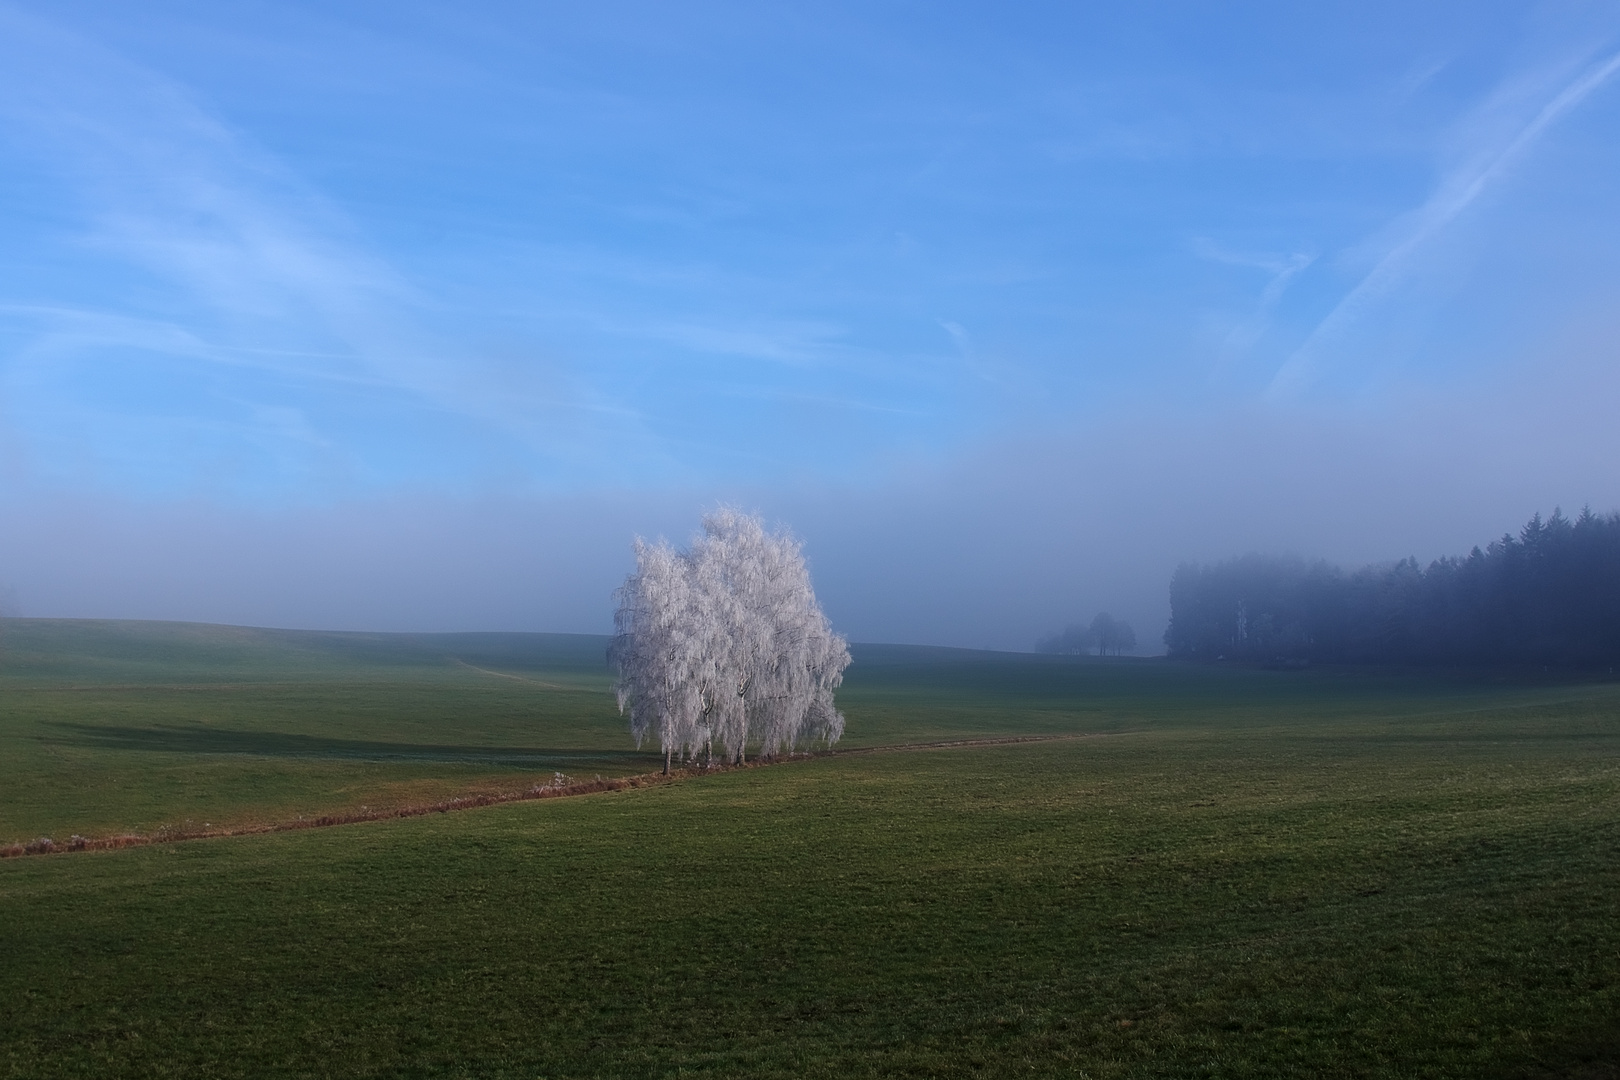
[{"x1": 39, "y1": 721, "x2": 652, "y2": 768}]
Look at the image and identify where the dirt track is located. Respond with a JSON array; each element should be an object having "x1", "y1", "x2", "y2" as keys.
[{"x1": 1, "y1": 733, "x2": 1100, "y2": 858}]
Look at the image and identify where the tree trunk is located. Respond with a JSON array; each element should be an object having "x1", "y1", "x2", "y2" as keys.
[{"x1": 664, "y1": 746, "x2": 671, "y2": 775}]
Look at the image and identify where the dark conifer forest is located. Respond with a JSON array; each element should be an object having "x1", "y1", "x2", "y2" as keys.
[{"x1": 1165, "y1": 509, "x2": 1620, "y2": 667}]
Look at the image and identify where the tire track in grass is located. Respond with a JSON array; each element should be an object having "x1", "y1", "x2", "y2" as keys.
[{"x1": 1, "y1": 733, "x2": 1111, "y2": 858}]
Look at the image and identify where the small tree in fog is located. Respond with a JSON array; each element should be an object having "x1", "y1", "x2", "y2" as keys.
[
  {"x1": 611, "y1": 509, "x2": 850, "y2": 772},
  {"x1": 1037, "y1": 624, "x2": 1095, "y2": 654},
  {"x1": 1089, "y1": 613, "x2": 1136, "y2": 656},
  {"x1": 1038, "y1": 613, "x2": 1137, "y2": 656}
]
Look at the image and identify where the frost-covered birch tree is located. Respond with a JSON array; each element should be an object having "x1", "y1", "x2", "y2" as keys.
[{"x1": 611, "y1": 509, "x2": 850, "y2": 771}]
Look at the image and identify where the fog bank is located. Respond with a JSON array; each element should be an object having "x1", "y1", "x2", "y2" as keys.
[{"x1": 6, "y1": 358, "x2": 1615, "y2": 652}]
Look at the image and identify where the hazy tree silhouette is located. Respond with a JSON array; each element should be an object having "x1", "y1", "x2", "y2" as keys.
[
  {"x1": 1165, "y1": 508, "x2": 1620, "y2": 668},
  {"x1": 1090, "y1": 613, "x2": 1136, "y2": 656},
  {"x1": 1038, "y1": 613, "x2": 1137, "y2": 656}
]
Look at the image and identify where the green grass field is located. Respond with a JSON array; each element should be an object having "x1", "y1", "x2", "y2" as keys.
[
  {"x1": 0, "y1": 619, "x2": 644, "y2": 842},
  {"x1": 2, "y1": 619, "x2": 1618, "y2": 1077}
]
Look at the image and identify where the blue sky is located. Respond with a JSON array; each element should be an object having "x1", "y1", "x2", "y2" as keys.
[{"x1": 3, "y1": 2, "x2": 1620, "y2": 646}]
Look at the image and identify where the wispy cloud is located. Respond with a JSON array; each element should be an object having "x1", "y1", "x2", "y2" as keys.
[
  {"x1": 0, "y1": 7, "x2": 663, "y2": 484},
  {"x1": 0, "y1": 304, "x2": 378, "y2": 387},
  {"x1": 635, "y1": 319, "x2": 851, "y2": 367},
  {"x1": 1268, "y1": 42, "x2": 1620, "y2": 399},
  {"x1": 1192, "y1": 240, "x2": 1315, "y2": 360},
  {"x1": 939, "y1": 320, "x2": 1006, "y2": 384}
]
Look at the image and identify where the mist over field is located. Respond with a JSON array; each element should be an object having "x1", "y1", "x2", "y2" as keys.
[
  {"x1": 6, "y1": 382, "x2": 1618, "y2": 650},
  {"x1": 2, "y1": 2, "x2": 1620, "y2": 650}
]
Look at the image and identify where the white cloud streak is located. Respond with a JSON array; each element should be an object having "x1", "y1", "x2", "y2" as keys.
[
  {"x1": 1268, "y1": 43, "x2": 1620, "y2": 399},
  {"x1": 1192, "y1": 241, "x2": 1316, "y2": 360},
  {"x1": 0, "y1": 7, "x2": 664, "y2": 483}
]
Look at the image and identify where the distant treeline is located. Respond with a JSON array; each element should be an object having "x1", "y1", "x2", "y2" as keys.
[{"x1": 1166, "y1": 509, "x2": 1620, "y2": 667}]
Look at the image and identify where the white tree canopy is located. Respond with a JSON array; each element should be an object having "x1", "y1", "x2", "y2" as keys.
[{"x1": 610, "y1": 509, "x2": 850, "y2": 771}]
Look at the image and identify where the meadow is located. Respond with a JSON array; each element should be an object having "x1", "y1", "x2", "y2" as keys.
[
  {"x1": 2, "y1": 619, "x2": 1618, "y2": 1078},
  {"x1": 0, "y1": 620, "x2": 642, "y2": 843}
]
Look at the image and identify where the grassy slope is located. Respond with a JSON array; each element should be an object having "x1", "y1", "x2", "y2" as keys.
[
  {"x1": 0, "y1": 620, "x2": 642, "y2": 840},
  {"x1": 3, "y1": 620, "x2": 1557, "y2": 842},
  {"x1": 2, "y1": 621, "x2": 1618, "y2": 1077}
]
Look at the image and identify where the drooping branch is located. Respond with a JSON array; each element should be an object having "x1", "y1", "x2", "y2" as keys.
[{"x1": 611, "y1": 509, "x2": 851, "y2": 769}]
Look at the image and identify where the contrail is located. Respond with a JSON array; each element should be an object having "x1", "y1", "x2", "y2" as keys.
[{"x1": 1267, "y1": 45, "x2": 1620, "y2": 400}]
